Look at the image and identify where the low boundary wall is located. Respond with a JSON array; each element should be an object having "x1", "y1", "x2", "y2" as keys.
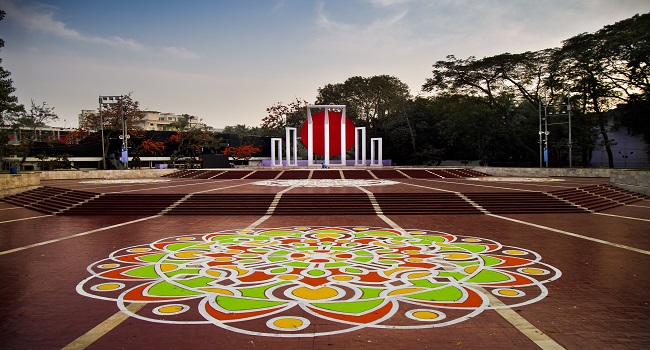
[
  {"x1": 0, "y1": 169, "x2": 176, "y2": 199},
  {"x1": 37, "y1": 169, "x2": 177, "y2": 181},
  {"x1": 474, "y1": 167, "x2": 615, "y2": 178},
  {"x1": 609, "y1": 170, "x2": 650, "y2": 196},
  {"x1": 0, "y1": 173, "x2": 40, "y2": 199}
]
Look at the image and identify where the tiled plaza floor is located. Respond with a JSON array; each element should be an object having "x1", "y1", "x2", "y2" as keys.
[{"x1": 1, "y1": 171, "x2": 648, "y2": 349}]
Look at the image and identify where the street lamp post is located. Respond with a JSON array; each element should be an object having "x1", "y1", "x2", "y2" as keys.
[
  {"x1": 545, "y1": 97, "x2": 573, "y2": 168},
  {"x1": 122, "y1": 104, "x2": 129, "y2": 169},
  {"x1": 618, "y1": 151, "x2": 633, "y2": 168},
  {"x1": 98, "y1": 95, "x2": 122, "y2": 169},
  {"x1": 539, "y1": 102, "x2": 550, "y2": 168},
  {"x1": 538, "y1": 101, "x2": 543, "y2": 168},
  {"x1": 566, "y1": 101, "x2": 573, "y2": 168}
]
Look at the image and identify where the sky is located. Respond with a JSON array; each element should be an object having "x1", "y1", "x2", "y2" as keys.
[{"x1": 1, "y1": 0, "x2": 649, "y2": 129}]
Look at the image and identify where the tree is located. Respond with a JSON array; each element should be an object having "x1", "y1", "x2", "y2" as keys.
[
  {"x1": 0, "y1": 9, "x2": 25, "y2": 169},
  {"x1": 315, "y1": 75, "x2": 411, "y2": 136},
  {"x1": 12, "y1": 100, "x2": 59, "y2": 167},
  {"x1": 222, "y1": 124, "x2": 263, "y2": 138},
  {"x1": 165, "y1": 114, "x2": 220, "y2": 164},
  {"x1": 592, "y1": 13, "x2": 650, "y2": 105},
  {"x1": 222, "y1": 144, "x2": 261, "y2": 162},
  {"x1": 433, "y1": 94, "x2": 518, "y2": 165},
  {"x1": 549, "y1": 33, "x2": 620, "y2": 168},
  {"x1": 136, "y1": 139, "x2": 165, "y2": 156},
  {"x1": 422, "y1": 53, "x2": 549, "y2": 165},
  {"x1": 0, "y1": 10, "x2": 23, "y2": 120},
  {"x1": 379, "y1": 96, "x2": 442, "y2": 165},
  {"x1": 260, "y1": 98, "x2": 308, "y2": 137},
  {"x1": 548, "y1": 13, "x2": 650, "y2": 167},
  {"x1": 77, "y1": 93, "x2": 145, "y2": 168}
]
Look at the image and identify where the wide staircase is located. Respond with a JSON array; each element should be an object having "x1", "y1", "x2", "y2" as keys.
[
  {"x1": 272, "y1": 194, "x2": 375, "y2": 215},
  {"x1": 58, "y1": 193, "x2": 186, "y2": 216},
  {"x1": 374, "y1": 193, "x2": 481, "y2": 214},
  {"x1": 2, "y1": 186, "x2": 97, "y2": 214},
  {"x1": 549, "y1": 184, "x2": 647, "y2": 211},
  {"x1": 464, "y1": 192, "x2": 588, "y2": 214},
  {"x1": 3, "y1": 183, "x2": 645, "y2": 216},
  {"x1": 167, "y1": 194, "x2": 276, "y2": 215}
]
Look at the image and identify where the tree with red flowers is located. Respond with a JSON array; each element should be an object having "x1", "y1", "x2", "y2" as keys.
[
  {"x1": 137, "y1": 139, "x2": 166, "y2": 155},
  {"x1": 165, "y1": 114, "x2": 220, "y2": 165},
  {"x1": 222, "y1": 144, "x2": 261, "y2": 161}
]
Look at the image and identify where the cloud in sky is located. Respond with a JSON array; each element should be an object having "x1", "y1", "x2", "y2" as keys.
[
  {"x1": 2, "y1": 0, "x2": 146, "y2": 51},
  {"x1": 1, "y1": 0, "x2": 648, "y2": 129},
  {"x1": 1, "y1": 0, "x2": 205, "y2": 56},
  {"x1": 163, "y1": 46, "x2": 203, "y2": 60}
]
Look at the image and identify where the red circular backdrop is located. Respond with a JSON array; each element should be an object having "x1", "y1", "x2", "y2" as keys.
[{"x1": 300, "y1": 111, "x2": 356, "y2": 157}]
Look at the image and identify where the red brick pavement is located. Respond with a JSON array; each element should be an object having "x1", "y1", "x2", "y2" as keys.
[{"x1": 1, "y1": 174, "x2": 648, "y2": 349}]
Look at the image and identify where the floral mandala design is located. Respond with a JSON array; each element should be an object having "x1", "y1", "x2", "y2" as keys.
[
  {"x1": 77, "y1": 226, "x2": 561, "y2": 337},
  {"x1": 252, "y1": 179, "x2": 400, "y2": 187}
]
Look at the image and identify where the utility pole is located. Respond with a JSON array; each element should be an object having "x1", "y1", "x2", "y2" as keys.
[
  {"x1": 546, "y1": 97, "x2": 572, "y2": 168},
  {"x1": 98, "y1": 95, "x2": 122, "y2": 169},
  {"x1": 120, "y1": 103, "x2": 129, "y2": 169}
]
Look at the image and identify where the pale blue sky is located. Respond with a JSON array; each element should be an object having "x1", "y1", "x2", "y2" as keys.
[{"x1": 1, "y1": 0, "x2": 649, "y2": 128}]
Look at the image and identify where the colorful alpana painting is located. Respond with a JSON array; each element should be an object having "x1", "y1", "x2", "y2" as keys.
[
  {"x1": 77, "y1": 226, "x2": 561, "y2": 337},
  {"x1": 252, "y1": 179, "x2": 400, "y2": 187}
]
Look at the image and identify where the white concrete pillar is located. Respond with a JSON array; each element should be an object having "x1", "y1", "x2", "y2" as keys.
[
  {"x1": 285, "y1": 127, "x2": 298, "y2": 166},
  {"x1": 307, "y1": 108, "x2": 314, "y2": 166},
  {"x1": 271, "y1": 138, "x2": 283, "y2": 166},
  {"x1": 324, "y1": 108, "x2": 330, "y2": 166},
  {"x1": 340, "y1": 106, "x2": 347, "y2": 165},
  {"x1": 370, "y1": 137, "x2": 383, "y2": 166},
  {"x1": 355, "y1": 127, "x2": 366, "y2": 166}
]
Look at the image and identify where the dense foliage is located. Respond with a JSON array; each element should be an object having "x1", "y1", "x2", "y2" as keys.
[{"x1": 249, "y1": 13, "x2": 649, "y2": 167}]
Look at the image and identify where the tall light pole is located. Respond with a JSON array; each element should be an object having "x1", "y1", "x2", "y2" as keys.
[
  {"x1": 98, "y1": 95, "x2": 122, "y2": 169},
  {"x1": 566, "y1": 100, "x2": 573, "y2": 168},
  {"x1": 546, "y1": 97, "x2": 572, "y2": 168},
  {"x1": 539, "y1": 102, "x2": 550, "y2": 168},
  {"x1": 120, "y1": 103, "x2": 130, "y2": 169},
  {"x1": 538, "y1": 101, "x2": 543, "y2": 168}
]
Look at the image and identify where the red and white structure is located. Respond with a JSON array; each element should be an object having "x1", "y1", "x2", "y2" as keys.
[{"x1": 271, "y1": 105, "x2": 383, "y2": 166}]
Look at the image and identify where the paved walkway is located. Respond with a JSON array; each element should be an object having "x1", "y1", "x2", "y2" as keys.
[{"x1": 1, "y1": 172, "x2": 649, "y2": 349}]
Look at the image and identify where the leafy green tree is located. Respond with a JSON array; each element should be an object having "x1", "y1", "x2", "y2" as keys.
[
  {"x1": 422, "y1": 53, "x2": 548, "y2": 165},
  {"x1": 548, "y1": 13, "x2": 650, "y2": 167},
  {"x1": 595, "y1": 13, "x2": 650, "y2": 160},
  {"x1": 168, "y1": 114, "x2": 195, "y2": 131},
  {"x1": 166, "y1": 114, "x2": 221, "y2": 164},
  {"x1": 222, "y1": 124, "x2": 263, "y2": 138},
  {"x1": 431, "y1": 94, "x2": 514, "y2": 165},
  {"x1": 315, "y1": 75, "x2": 411, "y2": 136},
  {"x1": 0, "y1": 9, "x2": 25, "y2": 168},
  {"x1": 592, "y1": 13, "x2": 650, "y2": 104},
  {"x1": 77, "y1": 93, "x2": 145, "y2": 168},
  {"x1": 13, "y1": 100, "x2": 58, "y2": 168},
  {"x1": 380, "y1": 96, "x2": 442, "y2": 165},
  {"x1": 0, "y1": 10, "x2": 23, "y2": 119},
  {"x1": 549, "y1": 33, "x2": 619, "y2": 168}
]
